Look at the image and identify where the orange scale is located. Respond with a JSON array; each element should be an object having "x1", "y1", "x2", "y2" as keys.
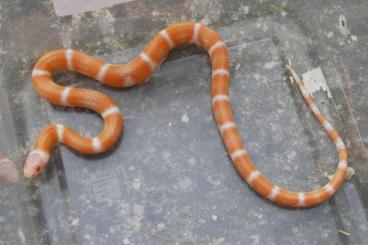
[
  {"x1": 33, "y1": 79, "x2": 64, "y2": 105},
  {"x1": 222, "y1": 129, "x2": 244, "y2": 153},
  {"x1": 72, "y1": 51, "x2": 105, "y2": 78},
  {"x1": 339, "y1": 149, "x2": 348, "y2": 161},
  {"x1": 102, "y1": 113, "x2": 123, "y2": 131},
  {"x1": 275, "y1": 188, "x2": 299, "y2": 207},
  {"x1": 34, "y1": 126, "x2": 58, "y2": 153},
  {"x1": 210, "y1": 46, "x2": 229, "y2": 59},
  {"x1": 102, "y1": 65, "x2": 126, "y2": 87},
  {"x1": 129, "y1": 57, "x2": 153, "y2": 83},
  {"x1": 213, "y1": 103, "x2": 234, "y2": 125},
  {"x1": 330, "y1": 170, "x2": 346, "y2": 186},
  {"x1": 232, "y1": 155, "x2": 257, "y2": 177},
  {"x1": 211, "y1": 57, "x2": 230, "y2": 71},
  {"x1": 198, "y1": 25, "x2": 221, "y2": 50},
  {"x1": 329, "y1": 130, "x2": 340, "y2": 142},
  {"x1": 63, "y1": 128, "x2": 94, "y2": 154},
  {"x1": 166, "y1": 23, "x2": 194, "y2": 46},
  {"x1": 144, "y1": 36, "x2": 171, "y2": 64},
  {"x1": 304, "y1": 191, "x2": 322, "y2": 207},
  {"x1": 251, "y1": 175, "x2": 275, "y2": 198},
  {"x1": 34, "y1": 49, "x2": 68, "y2": 73},
  {"x1": 317, "y1": 188, "x2": 333, "y2": 202},
  {"x1": 303, "y1": 96, "x2": 313, "y2": 105},
  {"x1": 68, "y1": 89, "x2": 115, "y2": 113},
  {"x1": 211, "y1": 77, "x2": 229, "y2": 96},
  {"x1": 99, "y1": 118, "x2": 123, "y2": 149}
]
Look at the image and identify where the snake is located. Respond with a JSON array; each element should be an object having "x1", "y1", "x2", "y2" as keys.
[{"x1": 24, "y1": 22, "x2": 348, "y2": 208}]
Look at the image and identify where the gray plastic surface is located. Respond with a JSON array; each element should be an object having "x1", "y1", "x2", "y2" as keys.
[{"x1": 0, "y1": 0, "x2": 367, "y2": 244}]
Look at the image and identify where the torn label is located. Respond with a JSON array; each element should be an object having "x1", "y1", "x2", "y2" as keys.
[{"x1": 302, "y1": 67, "x2": 332, "y2": 98}]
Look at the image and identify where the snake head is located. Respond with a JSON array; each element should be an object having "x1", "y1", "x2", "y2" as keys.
[{"x1": 24, "y1": 150, "x2": 49, "y2": 180}]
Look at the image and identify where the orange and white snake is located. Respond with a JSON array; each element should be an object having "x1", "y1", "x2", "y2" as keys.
[{"x1": 25, "y1": 22, "x2": 348, "y2": 207}]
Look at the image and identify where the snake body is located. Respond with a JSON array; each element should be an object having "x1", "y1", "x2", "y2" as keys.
[{"x1": 25, "y1": 22, "x2": 348, "y2": 207}]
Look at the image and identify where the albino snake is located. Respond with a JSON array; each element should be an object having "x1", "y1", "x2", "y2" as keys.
[{"x1": 24, "y1": 22, "x2": 348, "y2": 207}]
